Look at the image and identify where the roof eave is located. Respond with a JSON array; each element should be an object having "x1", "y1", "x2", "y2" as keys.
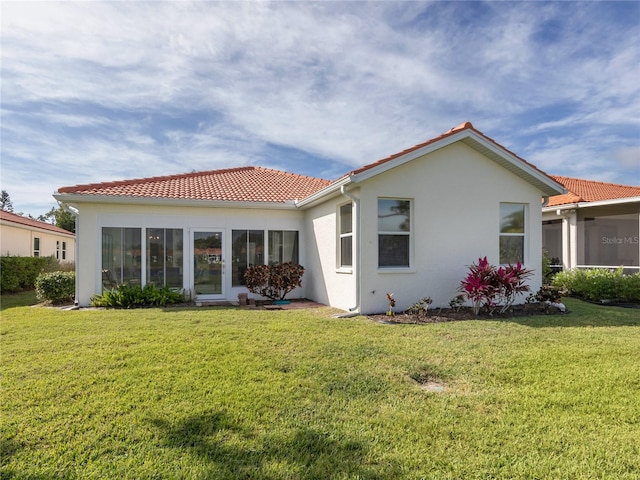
[
  {"x1": 53, "y1": 193, "x2": 299, "y2": 210},
  {"x1": 295, "y1": 176, "x2": 353, "y2": 208},
  {"x1": 543, "y1": 196, "x2": 640, "y2": 212}
]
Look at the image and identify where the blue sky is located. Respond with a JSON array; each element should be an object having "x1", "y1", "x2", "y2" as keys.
[{"x1": 1, "y1": 1, "x2": 639, "y2": 216}]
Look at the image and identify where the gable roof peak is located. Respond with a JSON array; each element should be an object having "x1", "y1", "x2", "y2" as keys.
[{"x1": 446, "y1": 121, "x2": 474, "y2": 133}]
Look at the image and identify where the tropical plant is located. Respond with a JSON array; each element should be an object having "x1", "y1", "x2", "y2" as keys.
[
  {"x1": 406, "y1": 297, "x2": 432, "y2": 317},
  {"x1": 459, "y1": 257, "x2": 533, "y2": 315},
  {"x1": 385, "y1": 292, "x2": 396, "y2": 316},
  {"x1": 244, "y1": 262, "x2": 304, "y2": 301},
  {"x1": 91, "y1": 283, "x2": 184, "y2": 308}
]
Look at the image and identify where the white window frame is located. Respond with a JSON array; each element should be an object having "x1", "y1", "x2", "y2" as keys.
[
  {"x1": 338, "y1": 202, "x2": 353, "y2": 270},
  {"x1": 377, "y1": 197, "x2": 412, "y2": 270},
  {"x1": 33, "y1": 237, "x2": 40, "y2": 257},
  {"x1": 499, "y1": 202, "x2": 527, "y2": 265}
]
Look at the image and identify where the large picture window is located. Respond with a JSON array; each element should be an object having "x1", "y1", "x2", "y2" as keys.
[
  {"x1": 339, "y1": 203, "x2": 353, "y2": 267},
  {"x1": 378, "y1": 199, "x2": 411, "y2": 268},
  {"x1": 500, "y1": 203, "x2": 526, "y2": 264},
  {"x1": 232, "y1": 230, "x2": 264, "y2": 286},
  {"x1": 268, "y1": 230, "x2": 299, "y2": 265},
  {"x1": 147, "y1": 228, "x2": 183, "y2": 288},
  {"x1": 102, "y1": 227, "x2": 142, "y2": 289}
]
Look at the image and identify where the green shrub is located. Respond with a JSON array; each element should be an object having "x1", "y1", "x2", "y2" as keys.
[
  {"x1": 552, "y1": 268, "x2": 640, "y2": 303},
  {"x1": 1, "y1": 256, "x2": 59, "y2": 293},
  {"x1": 91, "y1": 283, "x2": 184, "y2": 309},
  {"x1": 35, "y1": 271, "x2": 76, "y2": 304}
]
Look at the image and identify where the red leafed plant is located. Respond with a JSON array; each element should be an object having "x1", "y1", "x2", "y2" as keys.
[
  {"x1": 244, "y1": 262, "x2": 304, "y2": 301},
  {"x1": 459, "y1": 257, "x2": 532, "y2": 315}
]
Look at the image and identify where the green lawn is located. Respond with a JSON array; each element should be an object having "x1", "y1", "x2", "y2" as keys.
[{"x1": 1, "y1": 299, "x2": 639, "y2": 479}]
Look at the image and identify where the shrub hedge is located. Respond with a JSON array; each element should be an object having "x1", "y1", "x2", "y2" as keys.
[
  {"x1": 1, "y1": 256, "x2": 59, "y2": 293},
  {"x1": 35, "y1": 271, "x2": 76, "y2": 305},
  {"x1": 552, "y1": 268, "x2": 640, "y2": 303}
]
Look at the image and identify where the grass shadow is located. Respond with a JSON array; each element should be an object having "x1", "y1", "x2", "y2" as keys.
[{"x1": 149, "y1": 409, "x2": 397, "y2": 479}]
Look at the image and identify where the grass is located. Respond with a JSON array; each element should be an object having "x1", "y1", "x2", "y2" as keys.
[
  {"x1": 1, "y1": 299, "x2": 639, "y2": 479},
  {"x1": 0, "y1": 291, "x2": 37, "y2": 311}
]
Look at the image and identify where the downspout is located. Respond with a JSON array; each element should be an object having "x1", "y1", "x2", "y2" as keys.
[
  {"x1": 340, "y1": 185, "x2": 360, "y2": 314},
  {"x1": 59, "y1": 202, "x2": 80, "y2": 306}
]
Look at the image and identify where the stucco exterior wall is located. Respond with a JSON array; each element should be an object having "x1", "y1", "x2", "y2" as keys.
[
  {"x1": 303, "y1": 193, "x2": 357, "y2": 312},
  {"x1": 0, "y1": 222, "x2": 75, "y2": 261},
  {"x1": 74, "y1": 202, "x2": 305, "y2": 306},
  {"x1": 354, "y1": 142, "x2": 544, "y2": 314}
]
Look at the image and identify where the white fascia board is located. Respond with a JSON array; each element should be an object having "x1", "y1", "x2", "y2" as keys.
[
  {"x1": 52, "y1": 193, "x2": 298, "y2": 210},
  {"x1": 351, "y1": 131, "x2": 467, "y2": 183},
  {"x1": 349, "y1": 129, "x2": 565, "y2": 197}
]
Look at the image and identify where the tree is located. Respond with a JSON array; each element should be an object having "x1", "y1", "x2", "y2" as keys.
[
  {"x1": 35, "y1": 206, "x2": 76, "y2": 233},
  {"x1": 1, "y1": 190, "x2": 13, "y2": 212}
]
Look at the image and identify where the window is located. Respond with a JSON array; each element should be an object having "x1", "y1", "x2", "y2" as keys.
[
  {"x1": 101, "y1": 227, "x2": 142, "y2": 289},
  {"x1": 62, "y1": 241, "x2": 67, "y2": 260},
  {"x1": 339, "y1": 203, "x2": 353, "y2": 267},
  {"x1": 378, "y1": 199, "x2": 411, "y2": 268},
  {"x1": 500, "y1": 203, "x2": 526, "y2": 264},
  {"x1": 147, "y1": 228, "x2": 183, "y2": 288},
  {"x1": 33, "y1": 237, "x2": 40, "y2": 257},
  {"x1": 232, "y1": 230, "x2": 264, "y2": 286},
  {"x1": 268, "y1": 230, "x2": 299, "y2": 264},
  {"x1": 56, "y1": 241, "x2": 60, "y2": 259}
]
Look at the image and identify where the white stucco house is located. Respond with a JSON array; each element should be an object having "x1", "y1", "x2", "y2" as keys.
[
  {"x1": 0, "y1": 210, "x2": 75, "y2": 262},
  {"x1": 543, "y1": 176, "x2": 640, "y2": 274},
  {"x1": 54, "y1": 122, "x2": 564, "y2": 313}
]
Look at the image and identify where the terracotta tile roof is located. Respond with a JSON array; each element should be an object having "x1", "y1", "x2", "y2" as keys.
[
  {"x1": 0, "y1": 210, "x2": 75, "y2": 236},
  {"x1": 57, "y1": 166, "x2": 332, "y2": 204},
  {"x1": 547, "y1": 176, "x2": 640, "y2": 207}
]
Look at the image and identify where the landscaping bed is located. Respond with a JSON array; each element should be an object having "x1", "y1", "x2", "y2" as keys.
[{"x1": 369, "y1": 302, "x2": 566, "y2": 324}]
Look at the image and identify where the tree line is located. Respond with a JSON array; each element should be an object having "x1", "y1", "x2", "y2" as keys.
[{"x1": 1, "y1": 190, "x2": 75, "y2": 233}]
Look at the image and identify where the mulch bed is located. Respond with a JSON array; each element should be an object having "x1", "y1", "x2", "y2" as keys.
[{"x1": 369, "y1": 303, "x2": 566, "y2": 324}]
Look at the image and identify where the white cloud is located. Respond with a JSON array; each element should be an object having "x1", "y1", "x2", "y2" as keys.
[{"x1": 1, "y1": 1, "x2": 639, "y2": 213}]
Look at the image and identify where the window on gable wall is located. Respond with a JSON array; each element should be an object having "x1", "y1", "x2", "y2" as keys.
[
  {"x1": 378, "y1": 198, "x2": 411, "y2": 268},
  {"x1": 339, "y1": 203, "x2": 353, "y2": 268},
  {"x1": 500, "y1": 203, "x2": 526, "y2": 264}
]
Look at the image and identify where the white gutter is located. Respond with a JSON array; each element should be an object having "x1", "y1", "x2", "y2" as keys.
[
  {"x1": 340, "y1": 185, "x2": 360, "y2": 314},
  {"x1": 53, "y1": 193, "x2": 299, "y2": 210}
]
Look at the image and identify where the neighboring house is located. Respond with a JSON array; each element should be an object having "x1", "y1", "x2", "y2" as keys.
[
  {"x1": 0, "y1": 210, "x2": 76, "y2": 262},
  {"x1": 542, "y1": 176, "x2": 640, "y2": 274},
  {"x1": 54, "y1": 122, "x2": 564, "y2": 313}
]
